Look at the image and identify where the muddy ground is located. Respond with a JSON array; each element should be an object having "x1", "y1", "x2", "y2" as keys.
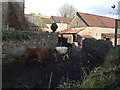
[{"x1": 2, "y1": 48, "x2": 97, "y2": 88}]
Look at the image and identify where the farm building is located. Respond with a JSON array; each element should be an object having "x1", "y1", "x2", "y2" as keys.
[
  {"x1": 60, "y1": 12, "x2": 120, "y2": 45},
  {"x1": 51, "y1": 16, "x2": 72, "y2": 32}
]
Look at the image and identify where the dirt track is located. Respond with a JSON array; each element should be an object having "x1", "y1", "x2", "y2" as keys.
[{"x1": 2, "y1": 48, "x2": 96, "y2": 88}]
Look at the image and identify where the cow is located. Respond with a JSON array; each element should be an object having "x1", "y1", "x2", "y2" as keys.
[
  {"x1": 54, "y1": 46, "x2": 72, "y2": 61},
  {"x1": 25, "y1": 48, "x2": 54, "y2": 64}
]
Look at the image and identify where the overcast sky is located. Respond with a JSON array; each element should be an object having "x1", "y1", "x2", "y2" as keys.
[{"x1": 25, "y1": 0, "x2": 120, "y2": 18}]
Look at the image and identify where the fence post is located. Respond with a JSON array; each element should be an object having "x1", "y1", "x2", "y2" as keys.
[{"x1": 114, "y1": 19, "x2": 118, "y2": 46}]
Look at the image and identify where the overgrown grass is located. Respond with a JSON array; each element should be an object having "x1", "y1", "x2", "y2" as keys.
[
  {"x1": 103, "y1": 47, "x2": 120, "y2": 69},
  {"x1": 80, "y1": 67, "x2": 119, "y2": 88},
  {"x1": 58, "y1": 47, "x2": 120, "y2": 88},
  {"x1": 80, "y1": 46, "x2": 120, "y2": 88},
  {"x1": 2, "y1": 29, "x2": 32, "y2": 40}
]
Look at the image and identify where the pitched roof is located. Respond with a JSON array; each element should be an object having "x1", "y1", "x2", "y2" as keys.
[
  {"x1": 77, "y1": 12, "x2": 116, "y2": 28},
  {"x1": 59, "y1": 28, "x2": 85, "y2": 34},
  {"x1": 51, "y1": 16, "x2": 72, "y2": 24},
  {"x1": 41, "y1": 18, "x2": 53, "y2": 24}
]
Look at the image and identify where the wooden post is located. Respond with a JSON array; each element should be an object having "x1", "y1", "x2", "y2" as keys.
[
  {"x1": 48, "y1": 72, "x2": 53, "y2": 88},
  {"x1": 114, "y1": 19, "x2": 118, "y2": 46}
]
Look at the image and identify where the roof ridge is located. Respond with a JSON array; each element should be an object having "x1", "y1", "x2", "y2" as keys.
[
  {"x1": 76, "y1": 12, "x2": 115, "y2": 28},
  {"x1": 77, "y1": 12, "x2": 115, "y2": 19},
  {"x1": 77, "y1": 12, "x2": 89, "y2": 26}
]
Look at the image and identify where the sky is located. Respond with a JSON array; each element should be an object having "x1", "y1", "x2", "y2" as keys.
[{"x1": 25, "y1": 0, "x2": 120, "y2": 18}]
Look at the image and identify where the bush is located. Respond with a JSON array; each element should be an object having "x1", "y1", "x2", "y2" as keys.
[
  {"x1": 104, "y1": 47, "x2": 120, "y2": 69},
  {"x1": 80, "y1": 47, "x2": 120, "y2": 88},
  {"x1": 50, "y1": 23, "x2": 58, "y2": 32},
  {"x1": 80, "y1": 67, "x2": 118, "y2": 88},
  {"x1": 82, "y1": 38, "x2": 113, "y2": 65},
  {"x1": 2, "y1": 29, "x2": 32, "y2": 40}
]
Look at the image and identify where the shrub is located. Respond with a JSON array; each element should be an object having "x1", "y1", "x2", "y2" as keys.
[
  {"x1": 2, "y1": 29, "x2": 32, "y2": 40},
  {"x1": 80, "y1": 67, "x2": 118, "y2": 88},
  {"x1": 50, "y1": 23, "x2": 58, "y2": 32},
  {"x1": 82, "y1": 38, "x2": 113, "y2": 65},
  {"x1": 80, "y1": 47, "x2": 120, "y2": 88},
  {"x1": 104, "y1": 47, "x2": 120, "y2": 69}
]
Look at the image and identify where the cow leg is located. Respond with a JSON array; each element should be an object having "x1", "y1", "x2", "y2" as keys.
[
  {"x1": 64, "y1": 53, "x2": 69, "y2": 59},
  {"x1": 37, "y1": 54, "x2": 42, "y2": 62},
  {"x1": 62, "y1": 53, "x2": 69, "y2": 60},
  {"x1": 66, "y1": 53, "x2": 69, "y2": 59},
  {"x1": 62, "y1": 55, "x2": 65, "y2": 60}
]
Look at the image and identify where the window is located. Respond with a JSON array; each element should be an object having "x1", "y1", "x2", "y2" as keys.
[
  {"x1": 77, "y1": 22, "x2": 78, "y2": 25},
  {"x1": 106, "y1": 38, "x2": 111, "y2": 41},
  {"x1": 73, "y1": 35, "x2": 76, "y2": 42},
  {"x1": 96, "y1": 33, "x2": 98, "y2": 36}
]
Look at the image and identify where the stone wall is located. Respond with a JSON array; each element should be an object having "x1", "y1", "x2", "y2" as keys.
[
  {"x1": 2, "y1": 2, "x2": 8, "y2": 28},
  {"x1": 2, "y1": 33, "x2": 58, "y2": 63},
  {"x1": 2, "y1": 2, "x2": 29, "y2": 30},
  {"x1": 68, "y1": 14, "x2": 87, "y2": 28},
  {"x1": 78, "y1": 27, "x2": 115, "y2": 40},
  {"x1": 82, "y1": 38, "x2": 113, "y2": 64}
]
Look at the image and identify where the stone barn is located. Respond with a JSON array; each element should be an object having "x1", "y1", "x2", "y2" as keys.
[{"x1": 68, "y1": 12, "x2": 120, "y2": 45}]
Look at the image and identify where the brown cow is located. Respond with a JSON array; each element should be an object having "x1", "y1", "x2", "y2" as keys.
[{"x1": 25, "y1": 48, "x2": 54, "y2": 64}]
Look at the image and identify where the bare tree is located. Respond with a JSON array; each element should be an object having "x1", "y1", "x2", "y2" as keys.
[{"x1": 58, "y1": 4, "x2": 77, "y2": 18}]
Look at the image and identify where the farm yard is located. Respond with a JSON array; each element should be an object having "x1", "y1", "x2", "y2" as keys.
[
  {"x1": 3, "y1": 32, "x2": 120, "y2": 89},
  {"x1": 2, "y1": 29, "x2": 96, "y2": 88},
  {"x1": 2, "y1": 29, "x2": 120, "y2": 89},
  {"x1": 3, "y1": 47, "x2": 96, "y2": 88},
  {"x1": 2, "y1": 1, "x2": 120, "y2": 89}
]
